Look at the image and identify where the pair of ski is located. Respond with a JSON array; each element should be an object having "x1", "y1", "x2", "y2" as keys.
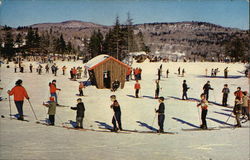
[{"x1": 182, "y1": 125, "x2": 249, "y2": 131}]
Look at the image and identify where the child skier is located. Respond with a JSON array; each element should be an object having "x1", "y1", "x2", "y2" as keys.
[
  {"x1": 110, "y1": 95, "x2": 122, "y2": 132},
  {"x1": 71, "y1": 98, "x2": 85, "y2": 129},
  {"x1": 242, "y1": 91, "x2": 249, "y2": 120},
  {"x1": 49, "y1": 80, "x2": 61, "y2": 105},
  {"x1": 197, "y1": 93, "x2": 208, "y2": 129},
  {"x1": 222, "y1": 84, "x2": 230, "y2": 106},
  {"x1": 134, "y1": 80, "x2": 141, "y2": 98},
  {"x1": 43, "y1": 97, "x2": 57, "y2": 125},
  {"x1": 182, "y1": 80, "x2": 189, "y2": 100},
  {"x1": 155, "y1": 97, "x2": 165, "y2": 133},
  {"x1": 78, "y1": 82, "x2": 85, "y2": 96},
  {"x1": 203, "y1": 81, "x2": 213, "y2": 101},
  {"x1": 155, "y1": 80, "x2": 160, "y2": 99},
  {"x1": 8, "y1": 79, "x2": 30, "y2": 120},
  {"x1": 233, "y1": 98, "x2": 242, "y2": 127}
]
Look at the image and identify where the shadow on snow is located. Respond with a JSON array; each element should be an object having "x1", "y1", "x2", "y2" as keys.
[
  {"x1": 136, "y1": 121, "x2": 158, "y2": 131},
  {"x1": 172, "y1": 117, "x2": 200, "y2": 128}
]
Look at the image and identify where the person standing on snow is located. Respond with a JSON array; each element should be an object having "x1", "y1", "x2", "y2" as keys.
[
  {"x1": 78, "y1": 82, "x2": 85, "y2": 96},
  {"x1": 197, "y1": 93, "x2": 209, "y2": 129},
  {"x1": 134, "y1": 80, "x2": 141, "y2": 98},
  {"x1": 43, "y1": 97, "x2": 57, "y2": 125},
  {"x1": 222, "y1": 84, "x2": 230, "y2": 106},
  {"x1": 110, "y1": 95, "x2": 122, "y2": 132},
  {"x1": 155, "y1": 80, "x2": 160, "y2": 99},
  {"x1": 178, "y1": 67, "x2": 181, "y2": 75},
  {"x1": 49, "y1": 80, "x2": 61, "y2": 105},
  {"x1": 155, "y1": 97, "x2": 165, "y2": 133},
  {"x1": 166, "y1": 69, "x2": 169, "y2": 78},
  {"x1": 71, "y1": 98, "x2": 85, "y2": 129},
  {"x1": 8, "y1": 79, "x2": 30, "y2": 120},
  {"x1": 224, "y1": 67, "x2": 228, "y2": 78},
  {"x1": 203, "y1": 81, "x2": 213, "y2": 101},
  {"x1": 182, "y1": 80, "x2": 189, "y2": 100}
]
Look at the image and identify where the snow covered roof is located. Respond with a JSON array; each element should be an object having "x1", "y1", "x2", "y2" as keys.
[
  {"x1": 85, "y1": 54, "x2": 110, "y2": 69},
  {"x1": 85, "y1": 54, "x2": 129, "y2": 70}
]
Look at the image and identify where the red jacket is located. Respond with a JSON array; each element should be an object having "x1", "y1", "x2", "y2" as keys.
[
  {"x1": 234, "y1": 91, "x2": 243, "y2": 100},
  {"x1": 9, "y1": 86, "x2": 29, "y2": 101},
  {"x1": 134, "y1": 83, "x2": 141, "y2": 89},
  {"x1": 49, "y1": 83, "x2": 59, "y2": 93}
]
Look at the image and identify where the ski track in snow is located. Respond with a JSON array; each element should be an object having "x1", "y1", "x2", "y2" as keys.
[{"x1": 0, "y1": 60, "x2": 249, "y2": 160}]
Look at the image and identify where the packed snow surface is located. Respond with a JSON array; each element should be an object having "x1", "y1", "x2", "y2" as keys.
[{"x1": 0, "y1": 60, "x2": 249, "y2": 160}]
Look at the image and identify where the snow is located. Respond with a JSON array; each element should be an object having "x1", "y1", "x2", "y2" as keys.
[
  {"x1": 85, "y1": 54, "x2": 110, "y2": 69},
  {"x1": 129, "y1": 51, "x2": 147, "y2": 56},
  {"x1": 0, "y1": 60, "x2": 249, "y2": 160}
]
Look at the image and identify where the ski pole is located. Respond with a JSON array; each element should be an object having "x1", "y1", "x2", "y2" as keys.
[
  {"x1": 197, "y1": 107, "x2": 202, "y2": 125},
  {"x1": 27, "y1": 100, "x2": 38, "y2": 121},
  {"x1": 151, "y1": 111, "x2": 157, "y2": 128},
  {"x1": 8, "y1": 95, "x2": 12, "y2": 119},
  {"x1": 212, "y1": 90, "x2": 217, "y2": 103},
  {"x1": 224, "y1": 110, "x2": 234, "y2": 125}
]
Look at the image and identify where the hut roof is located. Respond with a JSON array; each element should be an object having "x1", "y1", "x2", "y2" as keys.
[{"x1": 85, "y1": 54, "x2": 130, "y2": 70}]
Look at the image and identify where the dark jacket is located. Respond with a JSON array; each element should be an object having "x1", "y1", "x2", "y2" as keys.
[
  {"x1": 156, "y1": 103, "x2": 165, "y2": 114},
  {"x1": 71, "y1": 102, "x2": 85, "y2": 117},
  {"x1": 183, "y1": 83, "x2": 189, "y2": 92},
  {"x1": 111, "y1": 100, "x2": 121, "y2": 113},
  {"x1": 222, "y1": 88, "x2": 230, "y2": 94},
  {"x1": 203, "y1": 83, "x2": 213, "y2": 93}
]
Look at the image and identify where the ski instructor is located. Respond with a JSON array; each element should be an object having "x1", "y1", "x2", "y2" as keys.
[{"x1": 8, "y1": 79, "x2": 30, "y2": 120}]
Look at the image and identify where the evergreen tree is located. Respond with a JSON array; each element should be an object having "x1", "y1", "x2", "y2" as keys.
[
  {"x1": 15, "y1": 33, "x2": 23, "y2": 48},
  {"x1": 25, "y1": 27, "x2": 35, "y2": 48},
  {"x1": 3, "y1": 31, "x2": 15, "y2": 58},
  {"x1": 88, "y1": 30, "x2": 103, "y2": 58}
]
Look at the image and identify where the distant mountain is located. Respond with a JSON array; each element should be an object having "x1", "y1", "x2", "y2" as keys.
[
  {"x1": 1, "y1": 20, "x2": 248, "y2": 59},
  {"x1": 31, "y1": 20, "x2": 105, "y2": 29}
]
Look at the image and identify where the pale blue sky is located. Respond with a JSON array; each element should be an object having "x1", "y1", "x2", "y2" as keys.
[{"x1": 0, "y1": 0, "x2": 249, "y2": 29}]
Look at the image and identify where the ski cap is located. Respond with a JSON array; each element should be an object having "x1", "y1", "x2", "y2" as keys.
[
  {"x1": 15, "y1": 79, "x2": 22, "y2": 85},
  {"x1": 52, "y1": 80, "x2": 56, "y2": 82},
  {"x1": 50, "y1": 97, "x2": 55, "y2": 101},
  {"x1": 159, "y1": 97, "x2": 164, "y2": 101}
]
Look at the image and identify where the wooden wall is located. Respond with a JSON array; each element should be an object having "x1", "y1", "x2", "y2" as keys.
[{"x1": 92, "y1": 59, "x2": 127, "y2": 89}]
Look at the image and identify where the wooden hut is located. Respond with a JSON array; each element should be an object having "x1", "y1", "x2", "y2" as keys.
[{"x1": 85, "y1": 54, "x2": 130, "y2": 89}]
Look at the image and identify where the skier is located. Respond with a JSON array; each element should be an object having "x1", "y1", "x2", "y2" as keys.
[
  {"x1": 49, "y1": 80, "x2": 61, "y2": 105},
  {"x1": 157, "y1": 68, "x2": 161, "y2": 80},
  {"x1": 242, "y1": 91, "x2": 249, "y2": 120},
  {"x1": 84, "y1": 67, "x2": 88, "y2": 78},
  {"x1": 166, "y1": 69, "x2": 169, "y2": 78},
  {"x1": 45, "y1": 64, "x2": 49, "y2": 73},
  {"x1": 29, "y1": 63, "x2": 33, "y2": 73},
  {"x1": 126, "y1": 68, "x2": 131, "y2": 81},
  {"x1": 233, "y1": 98, "x2": 242, "y2": 127},
  {"x1": 222, "y1": 84, "x2": 230, "y2": 106},
  {"x1": 155, "y1": 96, "x2": 165, "y2": 133},
  {"x1": 178, "y1": 67, "x2": 180, "y2": 75},
  {"x1": 203, "y1": 81, "x2": 213, "y2": 101},
  {"x1": 224, "y1": 67, "x2": 228, "y2": 78},
  {"x1": 197, "y1": 93, "x2": 208, "y2": 129},
  {"x1": 182, "y1": 80, "x2": 189, "y2": 100},
  {"x1": 78, "y1": 82, "x2": 85, "y2": 96},
  {"x1": 14, "y1": 63, "x2": 18, "y2": 73},
  {"x1": 71, "y1": 98, "x2": 85, "y2": 129},
  {"x1": 110, "y1": 95, "x2": 122, "y2": 132},
  {"x1": 245, "y1": 69, "x2": 248, "y2": 77},
  {"x1": 234, "y1": 87, "x2": 243, "y2": 101},
  {"x1": 205, "y1": 68, "x2": 208, "y2": 76},
  {"x1": 134, "y1": 80, "x2": 141, "y2": 98},
  {"x1": 62, "y1": 66, "x2": 67, "y2": 75},
  {"x1": 7, "y1": 79, "x2": 30, "y2": 120},
  {"x1": 155, "y1": 80, "x2": 160, "y2": 99},
  {"x1": 182, "y1": 69, "x2": 185, "y2": 77},
  {"x1": 54, "y1": 65, "x2": 58, "y2": 76},
  {"x1": 43, "y1": 97, "x2": 57, "y2": 125},
  {"x1": 211, "y1": 69, "x2": 214, "y2": 77}
]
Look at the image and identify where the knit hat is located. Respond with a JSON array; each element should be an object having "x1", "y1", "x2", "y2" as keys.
[
  {"x1": 50, "y1": 97, "x2": 55, "y2": 101},
  {"x1": 15, "y1": 79, "x2": 22, "y2": 85}
]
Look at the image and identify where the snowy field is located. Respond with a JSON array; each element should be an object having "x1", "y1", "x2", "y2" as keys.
[{"x1": 0, "y1": 59, "x2": 249, "y2": 160}]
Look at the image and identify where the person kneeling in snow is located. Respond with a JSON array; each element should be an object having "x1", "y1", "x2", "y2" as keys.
[
  {"x1": 43, "y1": 97, "x2": 57, "y2": 125},
  {"x1": 71, "y1": 98, "x2": 85, "y2": 129}
]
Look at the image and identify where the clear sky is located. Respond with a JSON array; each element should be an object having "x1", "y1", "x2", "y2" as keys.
[{"x1": 0, "y1": 0, "x2": 249, "y2": 29}]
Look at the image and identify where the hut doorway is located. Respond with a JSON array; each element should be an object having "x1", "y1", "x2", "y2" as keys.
[{"x1": 103, "y1": 71, "x2": 111, "y2": 88}]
